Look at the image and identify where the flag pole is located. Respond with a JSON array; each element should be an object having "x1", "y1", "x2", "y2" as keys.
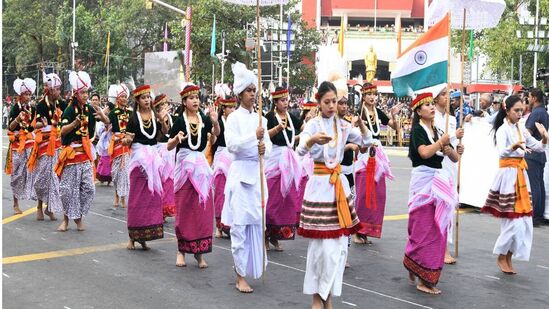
[
  {"x1": 445, "y1": 13, "x2": 451, "y2": 133},
  {"x1": 455, "y1": 8, "x2": 467, "y2": 258},
  {"x1": 256, "y1": 0, "x2": 267, "y2": 283},
  {"x1": 105, "y1": 31, "x2": 111, "y2": 96}
]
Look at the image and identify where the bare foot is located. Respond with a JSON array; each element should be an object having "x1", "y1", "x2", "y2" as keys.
[
  {"x1": 345, "y1": 261, "x2": 351, "y2": 268},
  {"x1": 127, "y1": 240, "x2": 136, "y2": 250},
  {"x1": 416, "y1": 281, "x2": 441, "y2": 295},
  {"x1": 444, "y1": 249, "x2": 456, "y2": 265},
  {"x1": 215, "y1": 229, "x2": 223, "y2": 238},
  {"x1": 120, "y1": 197, "x2": 126, "y2": 209},
  {"x1": 13, "y1": 205, "x2": 23, "y2": 215},
  {"x1": 497, "y1": 254, "x2": 513, "y2": 274},
  {"x1": 194, "y1": 254, "x2": 208, "y2": 269},
  {"x1": 176, "y1": 252, "x2": 186, "y2": 267},
  {"x1": 44, "y1": 209, "x2": 57, "y2": 221},
  {"x1": 352, "y1": 234, "x2": 366, "y2": 244},
  {"x1": 139, "y1": 241, "x2": 150, "y2": 251},
  {"x1": 312, "y1": 294, "x2": 323, "y2": 309},
  {"x1": 114, "y1": 194, "x2": 120, "y2": 208},
  {"x1": 265, "y1": 239, "x2": 271, "y2": 251},
  {"x1": 36, "y1": 206, "x2": 44, "y2": 221},
  {"x1": 506, "y1": 252, "x2": 517, "y2": 274},
  {"x1": 57, "y1": 218, "x2": 69, "y2": 232},
  {"x1": 363, "y1": 235, "x2": 373, "y2": 245},
  {"x1": 408, "y1": 272, "x2": 416, "y2": 285},
  {"x1": 270, "y1": 239, "x2": 283, "y2": 252},
  {"x1": 75, "y1": 219, "x2": 85, "y2": 231},
  {"x1": 235, "y1": 274, "x2": 253, "y2": 293}
]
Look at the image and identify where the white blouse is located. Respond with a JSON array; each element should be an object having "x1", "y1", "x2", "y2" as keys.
[
  {"x1": 296, "y1": 115, "x2": 373, "y2": 164},
  {"x1": 496, "y1": 118, "x2": 545, "y2": 158}
]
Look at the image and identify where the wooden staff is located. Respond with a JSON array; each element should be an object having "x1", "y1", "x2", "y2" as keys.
[
  {"x1": 455, "y1": 8, "x2": 467, "y2": 258},
  {"x1": 255, "y1": 0, "x2": 267, "y2": 281}
]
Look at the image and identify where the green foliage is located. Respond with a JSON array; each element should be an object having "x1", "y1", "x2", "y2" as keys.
[
  {"x1": 2, "y1": 0, "x2": 319, "y2": 96},
  {"x1": 453, "y1": 0, "x2": 549, "y2": 87}
]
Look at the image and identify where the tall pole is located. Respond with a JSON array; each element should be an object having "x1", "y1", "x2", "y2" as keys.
[
  {"x1": 72, "y1": 0, "x2": 76, "y2": 70},
  {"x1": 221, "y1": 31, "x2": 226, "y2": 84},
  {"x1": 287, "y1": 12, "x2": 290, "y2": 89},
  {"x1": 519, "y1": 54, "x2": 523, "y2": 85},
  {"x1": 456, "y1": 8, "x2": 467, "y2": 258},
  {"x1": 185, "y1": 6, "x2": 192, "y2": 82},
  {"x1": 533, "y1": 0, "x2": 540, "y2": 87},
  {"x1": 279, "y1": 2, "x2": 283, "y2": 86},
  {"x1": 212, "y1": 63, "x2": 215, "y2": 102},
  {"x1": 511, "y1": 57, "x2": 514, "y2": 82},
  {"x1": 255, "y1": 0, "x2": 266, "y2": 281},
  {"x1": 374, "y1": 0, "x2": 377, "y2": 30}
]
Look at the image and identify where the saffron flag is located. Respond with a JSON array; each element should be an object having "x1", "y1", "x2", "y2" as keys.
[
  {"x1": 338, "y1": 19, "x2": 344, "y2": 57},
  {"x1": 104, "y1": 31, "x2": 110, "y2": 67},
  {"x1": 391, "y1": 14, "x2": 449, "y2": 97}
]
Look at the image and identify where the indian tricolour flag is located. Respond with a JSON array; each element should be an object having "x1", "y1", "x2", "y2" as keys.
[{"x1": 391, "y1": 14, "x2": 449, "y2": 97}]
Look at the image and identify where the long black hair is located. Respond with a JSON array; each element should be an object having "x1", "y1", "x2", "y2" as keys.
[{"x1": 492, "y1": 95, "x2": 522, "y2": 145}]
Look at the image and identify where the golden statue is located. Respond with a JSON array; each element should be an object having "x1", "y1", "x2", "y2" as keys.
[{"x1": 364, "y1": 46, "x2": 377, "y2": 82}]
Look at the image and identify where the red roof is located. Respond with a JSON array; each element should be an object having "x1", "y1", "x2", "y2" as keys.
[{"x1": 321, "y1": 0, "x2": 425, "y2": 17}]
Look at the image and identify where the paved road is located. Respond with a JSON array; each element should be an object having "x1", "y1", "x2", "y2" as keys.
[{"x1": 3, "y1": 133, "x2": 549, "y2": 309}]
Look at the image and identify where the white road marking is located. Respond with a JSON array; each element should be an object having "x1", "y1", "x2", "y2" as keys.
[
  {"x1": 92, "y1": 259, "x2": 100, "y2": 263},
  {"x1": 41, "y1": 237, "x2": 46, "y2": 241},
  {"x1": 64, "y1": 306, "x2": 71, "y2": 309},
  {"x1": 117, "y1": 230, "x2": 124, "y2": 234},
  {"x1": 484, "y1": 275, "x2": 500, "y2": 280},
  {"x1": 90, "y1": 211, "x2": 433, "y2": 309},
  {"x1": 342, "y1": 301, "x2": 357, "y2": 307},
  {"x1": 299, "y1": 255, "x2": 306, "y2": 259},
  {"x1": 536, "y1": 265, "x2": 549, "y2": 270},
  {"x1": 3, "y1": 273, "x2": 10, "y2": 278}
]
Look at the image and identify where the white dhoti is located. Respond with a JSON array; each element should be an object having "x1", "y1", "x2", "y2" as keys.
[
  {"x1": 493, "y1": 217, "x2": 533, "y2": 261},
  {"x1": 303, "y1": 236, "x2": 348, "y2": 301},
  {"x1": 230, "y1": 224, "x2": 266, "y2": 279}
]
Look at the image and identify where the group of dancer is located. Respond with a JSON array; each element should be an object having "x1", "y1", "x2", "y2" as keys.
[{"x1": 6, "y1": 61, "x2": 546, "y2": 308}]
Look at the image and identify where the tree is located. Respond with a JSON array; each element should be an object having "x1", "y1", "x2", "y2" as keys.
[{"x1": 2, "y1": 0, "x2": 319, "y2": 96}]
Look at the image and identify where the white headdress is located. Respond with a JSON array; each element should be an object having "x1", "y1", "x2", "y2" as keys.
[
  {"x1": 13, "y1": 78, "x2": 37, "y2": 95},
  {"x1": 232, "y1": 62, "x2": 257, "y2": 95},
  {"x1": 214, "y1": 83, "x2": 232, "y2": 99},
  {"x1": 329, "y1": 72, "x2": 348, "y2": 101},
  {"x1": 42, "y1": 72, "x2": 62, "y2": 89},
  {"x1": 69, "y1": 71, "x2": 92, "y2": 93}
]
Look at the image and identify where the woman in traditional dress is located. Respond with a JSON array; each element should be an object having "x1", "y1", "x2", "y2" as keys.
[
  {"x1": 265, "y1": 87, "x2": 303, "y2": 251},
  {"x1": 209, "y1": 96, "x2": 237, "y2": 238},
  {"x1": 154, "y1": 94, "x2": 177, "y2": 220},
  {"x1": 29, "y1": 73, "x2": 65, "y2": 221},
  {"x1": 481, "y1": 95, "x2": 547, "y2": 274},
  {"x1": 403, "y1": 92, "x2": 460, "y2": 295},
  {"x1": 106, "y1": 84, "x2": 131, "y2": 208},
  {"x1": 167, "y1": 85, "x2": 220, "y2": 268},
  {"x1": 297, "y1": 81, "x2": 372, "y2": 308},
  {"x1": 94, "y1": 93, "x2": 113, "y2": 185},
  {"x1": 122, "y1": 85, "x2": 169, "y2": 250},
  {"x1": 6, "y1": 78, "x2": 37, "y2": 215},
  {"x1": 354, "y1": 83, "x2": 402, "y2": 244},
  {"x1": 55, "y1": 71, "x2": 108, "y2": 231}
]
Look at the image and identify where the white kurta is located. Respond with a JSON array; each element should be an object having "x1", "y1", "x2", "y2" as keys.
[{"x1": 222, "y1": 106, "x2": 272, "y2": 279}]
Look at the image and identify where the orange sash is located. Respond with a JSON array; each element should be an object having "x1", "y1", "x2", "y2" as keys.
[
  {"x1": 16, "y1": 130, "x2": 33, "y2": 153},
  {"x1": 499, "y1": 158, "x2": 531, "y2": 214},
  {"x1": 5, "y1": 131, "x2": 16, "y2": 175},
  {"x1": 313, "y1": 162, "x2": 353, "y2": 228},
  {"x1": 27, "y1": 128, "x2": 61, "y2": 171}
]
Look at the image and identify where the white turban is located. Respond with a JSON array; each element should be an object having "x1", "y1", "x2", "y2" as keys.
[
  {"x1": 43, "y1": 72, "x2": 62, "y2": 89},
  {"x1": 417, "y1": 83, "x2": 447, "y2": 99},
  {"x1": 214, "y1": 83, "x2": 232, "y2": 99},
  {"x1": 108, "y1": 83, "x2": 129, "y2": 102},
  {"x1": 13, "y1": 78, "x2": 36, "y2": 95},
  {"x1": 232, "y1": 62, "x2": 257, "y2": 95},
  {"x1": 69, "y1": 71, "x2": 92, "y2": 93}
]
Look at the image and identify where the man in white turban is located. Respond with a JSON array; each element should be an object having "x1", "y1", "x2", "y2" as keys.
[
  {"x1": 221, "y1": 62, "x2": 272, "y2": 293},
  {"x1": 6, "y1": 78, "x2": 38, "y2": 214}
]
